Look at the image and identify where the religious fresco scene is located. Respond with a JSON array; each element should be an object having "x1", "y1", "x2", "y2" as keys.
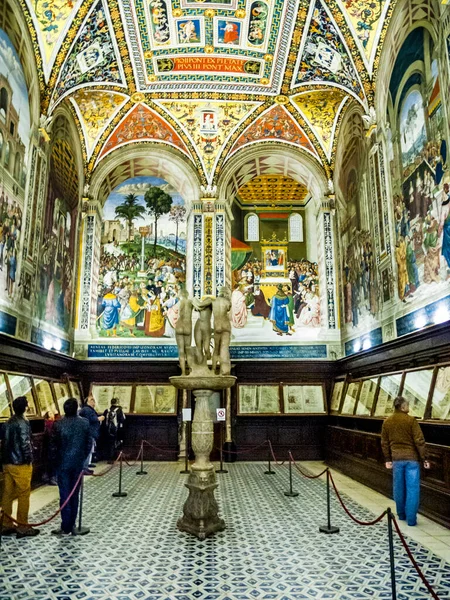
[
  {"x1": 0, "y1": 0, "x2": 447, "y2": 358},
  {"x1": 0, "y1": 28, "x2": 29, "y2": 310},
  {"x1": 96, "y1": 176, "x2": 186, "y2": 339}
]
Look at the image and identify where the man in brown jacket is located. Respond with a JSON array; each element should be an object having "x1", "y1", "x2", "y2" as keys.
[{"x1": 381, "y1": 396, "x2": 430, "y2": 526}]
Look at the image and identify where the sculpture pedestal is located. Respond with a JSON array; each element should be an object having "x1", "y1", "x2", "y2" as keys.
[{"x1": 170, "y1": 377, "x2": 235, "y2": 540}]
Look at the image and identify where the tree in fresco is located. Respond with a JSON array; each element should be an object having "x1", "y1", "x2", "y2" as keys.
[
  {"x1": 144, "y1": 186, "x2": 173, "y2": 255},
  {"x1": 114, "y1": 193, "x2": 146, "y2": 241},
  {"x1": 169, "y1": 205, "x2": 186, "y2": 252}
]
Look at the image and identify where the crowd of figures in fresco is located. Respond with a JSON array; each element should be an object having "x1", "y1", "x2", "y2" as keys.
[
  {"x1": 343, "y1": 232, "x2": 377, "y2": 329},
  {"x1": 0, "y1": 193, "x2": 22, "y2": 300},
  {"x1": 97, "y1": 251, "x2": 186, "y2": 338},
  {"x1": 231, "y1": 258, "x2": 320, "y2": 336}
]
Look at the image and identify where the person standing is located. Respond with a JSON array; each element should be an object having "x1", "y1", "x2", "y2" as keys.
[
  {"x1": 1, "y1": 396, "x2": 40, "y2": 537},
  {"x1": 103, "y1": 398, "x2": 126, "y2": 463},
  {"x1": 381, "y1": 396, "x2": 430, "y2": 526},
  {"x1": 50, "y1": 398, "x2": 92, "y2": 536},
  {"x1": 79, "y1": 395, "x2": 104, "y2": 473}
]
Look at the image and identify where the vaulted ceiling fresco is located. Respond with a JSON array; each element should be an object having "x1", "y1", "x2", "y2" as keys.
[{"x1": 19, "y1": 0, "x2": 395, "y2": 186}]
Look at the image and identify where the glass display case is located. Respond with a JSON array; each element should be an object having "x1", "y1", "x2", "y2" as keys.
[
  {"x1": 0, "y1": 373, "x2": 11, "y2": 418},
  {"x1": 356, "y1": 378, "x2": 378, "y2": 416},
  {"x1": 8, "y1": 375, "x2": 37, "y2": 417},
  {"x1": 431, "y1": 366, "x2": 450, "y2": 420},
  {"x1": 34, "y1": 378, "x2": 57, "y2": 416},
  {"x1": 330, "y1": 381, "x2": 344, "y2": 412},
  {"x1": 52, "y1": 381, "x2": 71, "y2": 414},
  {"x1": 402, "y1": 369, "x2": 433, "y2": 419},
  {"x1": 68, "y1": 380, "x2": 83, "y2": 403},
  {"x1": 282, "y1": 385, "x2": 326, "y2": 414},
  {"x1": 91, "y1": 385, "x2": 132, "y2": 414},
  {"x1": 341, "y1": 381, "x2": 361, "y2": 415},
  {"x1": 374, "y1": 373, "x2": 402, "y2": 417},
  {"x1": 238, "y1": 385, "x2": 281, "y2": 414},
  {"x1": 134, "y1": 385, "x2": 177, "y2": 414}
]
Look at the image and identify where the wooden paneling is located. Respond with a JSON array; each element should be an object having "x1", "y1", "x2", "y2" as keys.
[
  {"x1": 120, "y1": 415, "x2": 179, "y2": 461},
  {"x1": 327, "y1": 426, "x2": 450, "y2": 528}
]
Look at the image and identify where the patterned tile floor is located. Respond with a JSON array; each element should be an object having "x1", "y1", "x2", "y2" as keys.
[{"x1": 1, "y1": 462, "x2": 450, "y2": 600}]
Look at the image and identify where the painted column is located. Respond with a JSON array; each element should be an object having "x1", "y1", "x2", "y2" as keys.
[
  {"x1": 189, "y1": 193, "x2": 230, "y2": 299},
  {"x1": 318, "y1": 197, "x2": 338, "y2": 334},
  {"x1": 76, "y1": 197, "x2": 103, "y2": 339}
]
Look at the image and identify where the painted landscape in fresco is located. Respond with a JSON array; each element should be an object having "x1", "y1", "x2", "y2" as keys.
[
  {"x1": 230, "y1": 254, "x2": 320, "y2": 342},
  {"x1": 0, "y1": 29, "x2": 30, "y2": 308},
  {"x1": 96, "y1": 176, "x2": 186, "y2": 338}
]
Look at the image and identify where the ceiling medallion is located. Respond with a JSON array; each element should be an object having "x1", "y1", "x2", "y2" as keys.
[
  {"x1": 204, "y1": 9, "x2": 216, "y2": 17},
  {"x1": 204, "y1": 45, "x2": 214, "y2": 53},
  {"x1": 148, "y1": 75, "x2": 157, "y2": 82},
  {"x1": 264, "y1": 54, "x2": 273, "y2": 62},
  {"x1": 235, "y1": 9, "x2": 246, "y2": 18},
  {"x1": 274, "y1": 95, "x2": 289, "y2": 104},
  {"x1": 144, "y1": 50, "x2": 153, "y2": 59},
  {"x1": 131, "y1": 92, "x2": 145, "y2": 103},
  {"x1": 172, "y1": 8, "x2": 183, "y2": 17},
  {"x1": 260, "y1": 78, "x2": 270, "y2": 85}
]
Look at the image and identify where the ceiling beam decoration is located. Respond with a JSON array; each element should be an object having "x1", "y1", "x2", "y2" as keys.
[
  {"x1": 291, "y1": 88, "x2": 349, "y2": 161},
  {"x1": 291, "y1": 0, "x2": 368, "y2": 107},
  {"x1": 236, "y1": 174, "x2": 310, "y2": 207},
  {"x1": 69, "y1": 90, "x2": 129, "y2": 159},
  {"x1": 96, "y1": 102, "x2": 192, "y2": 164},
  {"x1": 154, "y1": 99, "x2": 262, "y2": 183},
  {"x1": 48, "y1": 0, "x2": 127, "y2": 110}
]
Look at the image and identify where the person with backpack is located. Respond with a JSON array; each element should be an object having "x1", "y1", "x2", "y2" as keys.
[{"x1": 103, "y1": 398, "x2": 126, "y2": 463}]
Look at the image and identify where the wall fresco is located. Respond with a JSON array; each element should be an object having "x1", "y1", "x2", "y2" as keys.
[{"x1": 96, "y1": 176, "x2": 186, "y2": 339}]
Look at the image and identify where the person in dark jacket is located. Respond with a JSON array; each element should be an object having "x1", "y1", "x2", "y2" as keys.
[
  {"x1": 50, "y1": 398, "x2": 92, "y2": 536},
  {"x1": 1, "y1": 396, "x2": 40, "y2": 537},
  {"x1": 78, "y1": 395, "x2": 104, "y2": 473},
  {"x1": 103, "y1": 398, "x2": 126, "y2": 463}
]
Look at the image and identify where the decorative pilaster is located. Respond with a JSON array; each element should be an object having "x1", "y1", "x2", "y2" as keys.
[
  {"x1": 318, "y1": 196, "x2": 338, "y2": 331},
  {"x1": 189, "y1": 189, "x2": 231, "y2": 298},
  {"x1": 76, "y1": 198, "x2": 103, "y2": 337}
]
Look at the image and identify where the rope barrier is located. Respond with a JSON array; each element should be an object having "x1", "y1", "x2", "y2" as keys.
[
  {"x1": 91, "y1": 451, "x2": 123, "y2": 477},
  {"x1": 288, "y1": 452, "x2": 328, "y2": 480},
  {"x1": 328, "y1": 471, "x2": 388, "y2": 526},
  {"x1": 0, "y1": 470, "x2": 85, "y2": 528},
  {"x1": 123, "y1": 443, "x2": 144, "y2": 467},
  {"x1": 392, "y1": 516, "x2": 442, "y2": 600},
  {"x1": 213, "y1": 440, "x2": 269, "y2": 455},
  {"x1": 142, "y1": 439, "x2": 179, "y2": 455},
  {"x1": 268, "y1": 440, "x2": 287, "y2": 466}
]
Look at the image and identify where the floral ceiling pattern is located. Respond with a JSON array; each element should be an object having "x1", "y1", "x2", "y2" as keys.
[{"x1": 20, "y1": 0, "x2": 394, "y2": 184}]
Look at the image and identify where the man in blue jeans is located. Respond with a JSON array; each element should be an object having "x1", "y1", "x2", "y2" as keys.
[
  {"x1": 50, "y1": 398, "x2": 92, "y2": 535},
  {"x1": 381, "y1": 396, "x2": 430, "y2": 526}
]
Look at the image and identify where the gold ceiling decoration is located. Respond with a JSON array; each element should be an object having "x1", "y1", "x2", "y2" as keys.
[{"x1": 236, "y1": 175, "x2": 309, "y2": 207}]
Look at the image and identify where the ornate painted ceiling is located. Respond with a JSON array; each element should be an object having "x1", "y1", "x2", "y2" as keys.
[{"x1": 20, "y1": 0, "x2": 395, "y2": 188}]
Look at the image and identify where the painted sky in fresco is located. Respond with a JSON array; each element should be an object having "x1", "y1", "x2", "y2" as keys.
[
  {"x1": 0, "y1": 29, "x2": 30, "y2": 159},
  {"x1": 103, "y1": 176, "x2": 186, "y2": 237}
]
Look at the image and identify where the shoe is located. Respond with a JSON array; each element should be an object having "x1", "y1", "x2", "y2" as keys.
[
  {"x1": 83, "y1": 469, "x2": 94, "y2": 475},
  {"x1": 16, "y1": 528, "x2": 40, "y2": 538},
  {"x1": 89, "y1": 464, "x2": 97, "y2": 468},
  {"x1": 49, "y1": 479, "x2": 58, "y2": 486},
  {"x1": 51, "y1": 528, "x2": 71, "y2": 536},
  {"x1": 397, "y1": 514, "x2": 406, "y2": 521},
  {"x1": 1, "y1": 527, "x2": 17, "y2": 535}
]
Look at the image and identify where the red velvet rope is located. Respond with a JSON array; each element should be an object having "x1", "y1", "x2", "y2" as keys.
[
  {"x1": 392, "y1": 516, "x2": 442, "y2": 600},
  {"x1": 328, "y1": 471, "x2": 388, "y2": 526},
  {"x1": 1, "y1": 470, "x2": 85, "y2": 528},
  {"x1": 123, "y1": 443, "x2": 143, "y2": 467},
  {"x1": 142, "y1": 439, "x2": 179, "y2": 455},
  {"x1": 288, "y1": 452, "x2": 328, "y2": 479},
  {"x1": 90, "y1": 451, "x2": 123, "y2": 477},
  {"x1": 213, "y1": 440, "x2": 269, "y2": 455},
  {"x1": 268, "y1": 440, "x2": 287, "y2": 465}
]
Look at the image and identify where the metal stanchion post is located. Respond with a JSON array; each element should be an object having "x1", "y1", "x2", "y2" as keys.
[
  {"x1": 284, "y1": 452, "x2": 299, "y2": 497},
  {"x1": 136, "y1": 442, "x2": 147, "y2": 475},
  {"x1": 216, "y1": 422, "x2": 228, "y2": 474},
  {"x1": 112, "y1": 454, "x2": 128, "y2": 498},
  {"x1": 180, "y1": 421, "x2": 190, "y2": 474},
  {"x1": 264, "y1": 441, "x2": 275, "y2": 475},
  {"x1": 319, "y1": 469, "x2": 339, "y2": 534},
  {"x1": 387, "y1": 508, "x2": 397, "y2": 600},
  {"x1": 73, "y1": 474, "x2": 90, "y2": 535}
]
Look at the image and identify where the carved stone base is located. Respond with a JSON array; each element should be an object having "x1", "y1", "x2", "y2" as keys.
[{"x1": 177, "y1": 467, "x2": 225, "y2": 540}]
